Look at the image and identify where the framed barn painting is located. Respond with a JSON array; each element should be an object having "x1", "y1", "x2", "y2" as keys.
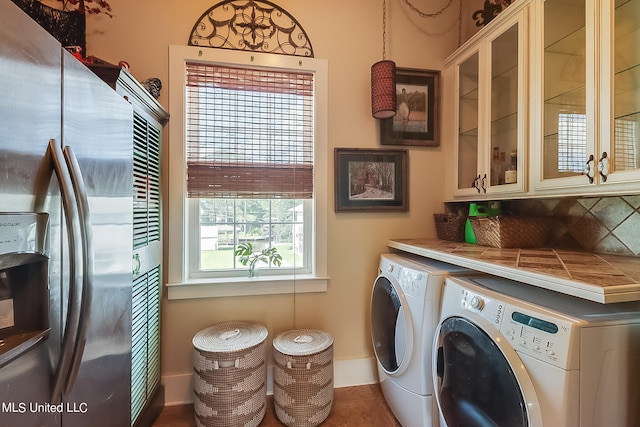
[{"x1": 334, "y1": 148, "x2": 408, "y2": 212}]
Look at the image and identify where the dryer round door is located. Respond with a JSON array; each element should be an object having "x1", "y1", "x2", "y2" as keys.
[
  {"x1": 370, "y1": 273, "x2": 414, "y2": 376},
  {"x1": 433, "y1": 315, "x2": 543, "y2": 427}
]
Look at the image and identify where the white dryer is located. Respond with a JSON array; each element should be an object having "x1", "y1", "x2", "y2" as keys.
[
  {"x1": 433, "y1": 275, "x2": 640, "y2": 427},
  {"x1": 371, "y1": 253, "x2": 472, "y2": 427}
]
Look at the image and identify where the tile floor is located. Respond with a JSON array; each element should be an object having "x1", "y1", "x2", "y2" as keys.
[{"x1": 152, "y1": 384, "x2": 401, "y2": 427}]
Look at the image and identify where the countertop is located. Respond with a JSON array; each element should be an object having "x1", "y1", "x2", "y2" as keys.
[{"x1": 388, "y1": 238, "x2": 640, "y2": 304}]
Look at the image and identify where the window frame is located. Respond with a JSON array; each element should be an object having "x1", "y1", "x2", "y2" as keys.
[
  {"x1": 167, "y1": 45, "x2": 329, "y2": 300},
  {"x1": 187, "y1": 198, "x2": 313, "y2": 279}
]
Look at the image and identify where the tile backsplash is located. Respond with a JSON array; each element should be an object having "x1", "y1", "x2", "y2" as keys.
[{"x1": 445, "y1": 195, "x2": 640, "y2": 256}]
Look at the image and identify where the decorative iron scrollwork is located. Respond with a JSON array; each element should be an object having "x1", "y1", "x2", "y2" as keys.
[
  {"x1": 188, "y1": 0, "x2": 314, "y2": 57},
  {"x1": 473, "y1": 0, "x2": 513, "y2": 27}
]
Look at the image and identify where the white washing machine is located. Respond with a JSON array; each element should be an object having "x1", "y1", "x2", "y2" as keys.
[
  {"x1": 371, "y1": 253, "x2": 473, "y2": 427},
  {"x1": 433, "y1": 275, "x2": 640, "y2": 427}
]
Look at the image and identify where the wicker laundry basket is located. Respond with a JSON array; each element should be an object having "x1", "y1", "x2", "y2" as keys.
[
  {"x1": 192, "y1": 321, "x2": 268, "y2": 427},
  {"x1": 434, "y1": 213, "x2": 467, "y2": 242},
  {"x1": 469, "y1": 216, "x2": 550, "y2": 248},
  {"x1": 273, "y1": 329, "x2": 334, "y2": 427}
]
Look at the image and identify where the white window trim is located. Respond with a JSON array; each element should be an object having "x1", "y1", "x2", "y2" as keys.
[
  {"x1": 166, "y1": 45, "x2": 329, "y2": 300},
  {"x1": 186, "y1": 198, "x2": 313, "y2": 279}
]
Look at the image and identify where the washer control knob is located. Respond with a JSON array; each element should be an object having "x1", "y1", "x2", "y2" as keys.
[{"x1": 470, "y1": 296, "x2": 484, "y2": 311}]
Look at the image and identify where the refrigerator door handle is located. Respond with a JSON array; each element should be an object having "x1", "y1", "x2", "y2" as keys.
[
  {"x1": 62, "y1": 145, "x2": 93, "y2": 394},
  {"x1": 48, "y1": 140, "x2": 83, "y2": 404}
]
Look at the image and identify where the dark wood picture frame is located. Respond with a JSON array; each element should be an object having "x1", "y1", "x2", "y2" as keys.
[
  {"x1": 334, "y1": 148, "x2": 408, "y2": 212},
  {"x1": 380, "y1": 68, "x2": 440, "y2": 147}
]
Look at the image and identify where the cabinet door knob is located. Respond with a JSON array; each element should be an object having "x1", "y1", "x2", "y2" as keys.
[
  {"x1": 481, "y1": 173, "x2": 487, "y2": 193},
  {"x1": 598, "y1": 152, "x2": 609, "y2": 182},
  {"x1": 472, "y1": 175, "x2": 481, "y2": 192},
  {"x1": 584, "y1": 154, "x2": 595, "y2": 184}
]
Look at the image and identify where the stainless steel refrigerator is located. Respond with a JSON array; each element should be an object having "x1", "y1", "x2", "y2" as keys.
[{"x1": 0, "y1": 1, "x2": 134, "y2": 426}]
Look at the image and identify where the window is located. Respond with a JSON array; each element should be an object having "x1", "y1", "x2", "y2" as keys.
[
  {"x1": 185, "y1": 62, "x2": 313, "y2": 277},
  {"x1": 614, "y1": 118, "x2": 640, "y2": 171},
  {"x1": 557, "y1": 113, "x2": 587, "y2": 173},
  {"x1": 167, "y1": 46, "x2": 328, "y2": 299},
  {"x1": 192, "y1": 198, "x2": 308, "y2": 276}
]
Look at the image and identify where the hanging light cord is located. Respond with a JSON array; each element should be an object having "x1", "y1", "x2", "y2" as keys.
[
  {"x1": 382, "y1": 0, "x2": 388, "y2": 60},
  {"x1": 401, "y1": 0, "x2": 455, "y2": 18}
]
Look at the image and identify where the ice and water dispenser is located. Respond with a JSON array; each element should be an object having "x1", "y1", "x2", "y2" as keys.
[{"x1": 0, "y1": 213, "x2": 49, "y2": 368}]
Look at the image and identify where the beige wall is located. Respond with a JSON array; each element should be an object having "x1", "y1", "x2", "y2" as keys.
[{"x1": 86, "y1": 0, "x2": 459, "y2": 379}]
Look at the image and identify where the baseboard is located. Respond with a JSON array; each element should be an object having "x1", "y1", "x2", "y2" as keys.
[
  {"x1": 162, "y1": 373, "x2": 194, "y2": 406},
  {"x1": 162, "y1": 356, "x2": 379, "y2": 406},
  {"x1": 332, "y1": 356, "x2": 378, "y2": 388}
]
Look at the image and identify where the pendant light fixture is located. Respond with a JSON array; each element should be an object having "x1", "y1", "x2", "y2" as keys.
[
  {"x1": 371, "y1": 0, "x2": 457, "y2": 119},
  {"x1": 371, "y1": 0, "x2": 396, "y2": 119}
]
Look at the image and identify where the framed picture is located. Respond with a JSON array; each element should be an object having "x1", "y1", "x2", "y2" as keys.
[
  {"x1": 380, "y1": 68, "x2": 440, "y2": 147},
  {"x1": 334, "y1": 148, "x2": 408, "y2": 212}
]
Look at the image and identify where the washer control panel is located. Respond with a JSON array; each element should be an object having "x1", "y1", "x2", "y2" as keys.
[
  {"x1": 399, "y1": 268, "x2": 427, "y2": 298},
  {"x1": 457, "y1": 285, "x2": 577, "y2": 370}
]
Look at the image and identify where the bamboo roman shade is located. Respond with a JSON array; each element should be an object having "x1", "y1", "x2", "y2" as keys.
[{"x1": 185, "y1": 62, "x2": 314, "y2": 199}]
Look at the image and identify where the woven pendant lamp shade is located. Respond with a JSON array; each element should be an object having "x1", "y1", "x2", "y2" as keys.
[{"x1": 371, "y1": 60, "x2": 397, "y2": 119}]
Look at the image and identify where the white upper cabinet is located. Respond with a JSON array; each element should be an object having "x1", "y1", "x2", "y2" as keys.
[
  {"x1": 531, "y1": 0, "x2": 640, "y2": 192},
  {"x1": 599, "y1": 0, "x2": 640, "y2": 185},
  {"x1": 446, "y1": 0, "x2": 640, "y2": 200},
  {"x1": 446, "y1": 4, "x2": 528, "y2": 198}
]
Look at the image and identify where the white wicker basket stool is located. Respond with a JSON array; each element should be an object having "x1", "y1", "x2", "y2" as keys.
[
  {"x1": 192, "y1": 321, "x2": 268, "y2": 427},
  {"x1": 272, "y1": 329, "x2": 334, "y2": 427}
]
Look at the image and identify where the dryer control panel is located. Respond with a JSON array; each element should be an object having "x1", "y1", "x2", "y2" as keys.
[
  {"x1": 379, "y1": 257, "x2": 402, "y2": 280},
  {"x1": 456, "y1": 283, "x2": 579, "y2": 371}
]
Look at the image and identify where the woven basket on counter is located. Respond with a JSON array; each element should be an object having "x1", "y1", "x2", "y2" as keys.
[
  {"x1": 468, "y1": 216, "x2": 550, "y2": 249},
  {"x1": 273, "y1": 329, "x2": 334, "y2": 427},
  {"x1": 192, "y1": 321, "x2": 268, "y2": 427},
  {"x1": 433, "y1": 213, "x2": 467, "y2": 242}
]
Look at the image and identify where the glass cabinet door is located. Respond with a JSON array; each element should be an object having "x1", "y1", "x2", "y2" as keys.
[
  {"x1": 489, "y1": 23, "x2": 521, "y2": 189},
  {"x1": 451, "y1": 8, "x2": 526, "y2": 197},
  {"x1": 456, "y1": 52, "x2": 480, "y2": 193},
  {"x1": 600, "y1": 0, "x2": 640, "y2": 183},
  {"x1": 539, "y1": 0, "x2": 593, "y2": 187},
  {"x1": 446, "y1": 1, "x2": 529, "y2": 198}
]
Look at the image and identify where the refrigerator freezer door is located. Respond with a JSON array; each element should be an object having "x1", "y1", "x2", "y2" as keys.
[
  {"x1": 0, "y1": 1, "x2": 62, "y2": 426},
  {"x1": 0, "y1": 0, "x2": 62, "y2": 210},
  {"x1": 60, "y1": 50, "x2": 134, "y2": 427},
  {"x1": 1, "y1": 2, "x2": 134, "y2": 426}
]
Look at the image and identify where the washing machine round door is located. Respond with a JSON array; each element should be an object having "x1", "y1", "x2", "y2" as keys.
[
  {"x1": 370, "y1": 273, "x2": 413, "y2": 376},
  {"x1": 433, "y1": 316, "x2": 542, "y2": 427}
]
